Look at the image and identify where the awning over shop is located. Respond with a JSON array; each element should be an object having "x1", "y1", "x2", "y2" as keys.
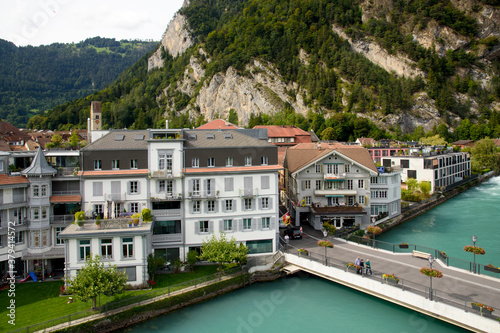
[{"x1": 50, "y1": 195, "x2": 82, "y2": 203}]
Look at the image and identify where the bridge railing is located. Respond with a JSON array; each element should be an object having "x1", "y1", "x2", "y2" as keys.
[
  {"x1": 343, "y1": 235, "x2": 500, "y2": 279},
  {"x1": 281, "y1": 243, "x2": 500, "y2": 323}
]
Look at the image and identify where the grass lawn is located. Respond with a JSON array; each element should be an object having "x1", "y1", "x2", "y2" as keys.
[{"x1": 0, "y1": 265, "x2": 220, "y2": 331}]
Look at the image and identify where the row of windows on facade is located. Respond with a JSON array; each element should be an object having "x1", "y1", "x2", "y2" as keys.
[
  {"x1": 190, "y1": 156, "x2": 269, "y2": 168},
  {"x1": 32, "y1": 185, "x2": 49, "y2": 197},
  {"x1": 190, "y1": 197, "x2": 273, "y2": 213},
  {"x1": 79, "y1": 237, "x2": 133, "y2": 261},
  {"x1": 310, "y1": 164, "x2": 353, "y2": 174},
  {"x1": 196, "y1": 217, "x2": 272, "y2": 233},
  {"x1": 92, "y1": 202, "x2": 140, "y2": 215},
  {"x1": 301, "y1": 179, "x2": 366, "y2": 191},
  {"x1": 371, "y1": 201, "x2": 399, "y2": 216},
  {"x1": 301, "y1": 195, "x2": 363, "y2": 206},
  {"x1": 2, "y1": 227, "x2": 65, "y2": 247},
  {"x1": 94, "y1": 159, "x2": 138, "y2": 170}
]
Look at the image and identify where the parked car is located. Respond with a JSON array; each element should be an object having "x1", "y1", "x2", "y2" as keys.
[{"x1": 284, "y1": 226, "x2": 303, "y2": 239}]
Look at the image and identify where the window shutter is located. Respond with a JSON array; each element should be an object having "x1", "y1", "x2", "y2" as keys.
[
  {"x1": 204, "y1": 201, "x2": 208, "y2": 213},
  {"x1": 236, "y1": 219, "x2": 242, "y2": 232},
  {"x1": 211, "y1": 178, "x2": 216, "y2": 194},
  {"x1": 208, "y1": 221, "x2": 214, "y2": 234},
  {"x1": 214, "y1": 201, "x2": 218, "y2": 213},
  {"x1": 137, "y1": 181, "x2": 141, "y2": 194},
  {"x1": 172, "y1": 180, "x2": 175, "y2": 194},
  {"x1": 225, "y1": 178, "x2": 233, "y2": 191},
  {"x1": 195, "y1": 221, "x2": 200, "y2": 234},
  {"x1": 156, "y1": 181, "x2": 160, "y2": 193},
  {"x1": 204, "y1": 179, "x2": 208, "y2": 195},
  {"x1": 127, "y1": 182, "x2": 131, "y2": 194},
  {"x1": 252, "y1": 218, "x2": 258, "y2": 230},
  {"x1": 232, "y1": 199, "x2": 236, "y2": 212},
  {"x1": 271, "y1": 217, "x2": 276, "y2": 230},
  {"x1": 219, "y1": 220, "x2": 223, "y2": 231},
  {"x1": 189, "y1": 201, "x2": 194, "y2": 214},
  {"x1": 301, "y1": 180, "x2": 305, "y2": 190},
  {"x1": 258, "y1": 198, "x2": 262, "y2": 210},
  {"x1": 189, "y1": 180, "x2": 193, "y2": 194},
  {"x1": 261, "y1": 176, "x2": 269, "y2": 189},
  {"x1": 269, "y1": 197, "x2": 273, "y2": 209},
  {"x1": 222, "y1": 201, "x2": 227, "y2": 213}
]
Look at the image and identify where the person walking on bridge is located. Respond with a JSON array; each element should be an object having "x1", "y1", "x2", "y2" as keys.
[
  {"x1": 365, "y1": 259, "x2": 372, "y2": 275},
  {"x1": 355, "y1": 257, "x2": 361, "y2": 274}
]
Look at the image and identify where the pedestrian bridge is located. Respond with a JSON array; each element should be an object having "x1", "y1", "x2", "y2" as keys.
[{"x1": 280, "y1": 236, "x2": 500, "y2": 333}]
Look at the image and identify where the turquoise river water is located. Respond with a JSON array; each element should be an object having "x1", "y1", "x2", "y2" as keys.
[{"x1": 127, "y1": 177, "x2": 499, "y2": 333}]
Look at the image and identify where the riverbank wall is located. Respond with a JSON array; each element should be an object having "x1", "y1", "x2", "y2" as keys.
[
  {"x1": 378, "y1": 171, "x2": 497, "y2": 233},
  {"x1": 53, "y1": 270, "x2": 283, "y2": 333}
]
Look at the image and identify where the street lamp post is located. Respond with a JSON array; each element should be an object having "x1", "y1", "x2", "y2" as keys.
[
  {"x1": 472, "y1": 234, "x2": 477, "y2": 273},
  {"x1": 322, "y1": 229, "x2": 328, "y2": 265},
  {"x1": 428, "y1": 255, "x2": 434, "y2": 301}
]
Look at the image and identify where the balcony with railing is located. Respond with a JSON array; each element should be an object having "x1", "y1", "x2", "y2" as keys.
[
  {"x1": 51, "y1": 215, "x2": 76, "y2": 224},
  {"x1": 150, "y1": 193, "x2": 183, "y2": 201},
  {"x1": 189, "y1": 190, "x2": 218, "y2": 199},
  {"x1": 56, "y1": 167, "x2": 80, "y2": 177},
  {"x1": 69, "y1": 217, "x2": 153, "y2": 232},
  {"x1": 238, "y1": 188, "x2": 259, "y2": 198},
  {"x1": 324, "y1": 173, "x2": 346, "y2": 180}
]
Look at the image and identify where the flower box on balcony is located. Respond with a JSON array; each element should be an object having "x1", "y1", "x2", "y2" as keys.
[{"x1": 471, "y1": 302, "x2": 494, "y2": 315}]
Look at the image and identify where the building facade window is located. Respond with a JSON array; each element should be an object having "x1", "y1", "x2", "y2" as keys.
[
  {"x1": 244, "y1": 198, "x2": 252, "y2": 210},
  {"x1": 193, "y1": 200, "x2": 201, "y2": 213},
  {"x1": 304, "y1": 180, "x2": 311, "y2": 189},
  {"x1": 112, "y1": 159, "x2": 120, "y2": 169},
  {"x1": 207, "y1": 157, "x2": 215, "y2": 167},
  {"x1": 33, "y1": 185, "x2": 39, "y2": 197},
  {"x1": 129, "y1": 202, "x2": 139, "y2": 213},
  {"x1": 101, "y1": 239, "x2": 113, "y2": 259},
  {"x1": 41, "y1": 207, "x2": 47, "y2": 219},
  {"x1": 122, "y1": 237, "x2": 134, "y2": 258},
  {"x1": 94, "y1": 160, "x2": 102, "y2": 170},
  {"x1": 261, "y1": 156, "x2": 268, "y2": 165},
  {"x1": 192, "y1": 157, "x2": 199, "y2": 168},
  {"x1": 41, "y1": 185, "x2": 47, "y2": 196},
  {"x1": 261, "y1": 197, "x2": 269, "y2": 209},
  {"x1": 358, "y1": 195, "x2": 365, "y2": 204},
  {"x1": 347, "y1": 180, "x2": 353, "y2": 190},
  {"x1": 15, "y1": 232, "x2": 23, "y2": 244},
  {"x1": 129, "y1": 181, "x2": 138, "y2": 194},
  {"x1": 199, "y1": 220, "x2": 209, "y2": 233},
  {"x1": 243, "y1": 218, "x2": 252, "y2": 230},
  {"x1": 224, "y1": 178, "x2": 234, "y2": 192},
  {"x1": 55, "y1": 227, "x2": 65, "y2": 245},
  {"x1": 225, "y1": 200, "x2": 233, "y2": 212},
  {"x1": 158, "y1": 180, "x2": 165, "y2": 192},
  {"x1": 32, "y1": 207, "x2": 40, "y2": 220},
  {"x1": 305, "y1": 196, "x2": 311, "y2": 205},
  {"x1": 315, "y1": 180, "x2": 322, "y2": 190},
  {"x1": 130, "y1": 159, "x2": 138, "y2": 169},
  {"x1": 316, "y1": 164, "x2": 322, "y2": 173},
  {"x1": 223, "y1": 219, "x2": 232, "y2": 232},
  {"x1": 261, "y1": 217, "x2": 270, "y2": 229},
  {"x1": 345, "y1": 164, "x2": 350, "y2": 173},
  {"x1": 166, "y1": 180, "x2": 173, "y2": 195},
  {"x1": 245, "y1": 156, "x2": 252, "y2": 166},
  {"x1": 207, "y1": 200, "x2": 215, "y2": 212},
  {"x1": 358, "y1": 180, "x2": 364, "y2": 189},
  {"x1": 79, "y1": 240, "x2": 91, "y2": 261},
  {"x1": 226, "y1": 157, "x2": 233, "y2": 167},
  {"x1": 192, "y1": 179, "x2": 200, "y2": 196}
]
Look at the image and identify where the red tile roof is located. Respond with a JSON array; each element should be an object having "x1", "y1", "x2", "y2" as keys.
[
  {"x1": 197, "y1": 119, "x2": 240, "y2": 130},
  {"x1": 0, "y1": 174, "x2": 28, "y2": 186},
  {"x1": 50, "y1": 195, "x2": 82, "y2": 203},
  {"x1": 183, "y1": 165, "x2": 283, "y2": 174},
  {"x1": 254, "y1": 125, "x2": 312, "y2": 139},
  {"x1": 79, "y1": 169, "x2": 149, "y2": 177}
]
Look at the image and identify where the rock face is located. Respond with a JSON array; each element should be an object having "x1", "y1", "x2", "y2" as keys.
[
  {"x1": 411, "y1": 20, "x2": 470, "y2": 57},
  {"x1": 148, "y1": 1, "x2": 193, "y2": 71},
  {"x1": 331, "y1": 25, "x2": 424, "y2": 79},
  {"x1": 192, "y1": 60, "x2": 309, "y2": 125}
]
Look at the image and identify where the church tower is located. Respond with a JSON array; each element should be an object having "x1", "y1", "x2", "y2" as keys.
[{"x1": 90, "y1": 101, "x2": 102, "y2": 131}]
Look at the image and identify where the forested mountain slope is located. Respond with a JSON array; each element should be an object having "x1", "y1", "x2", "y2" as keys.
[
  {"x1": 0, "y1": 37, "x2": 157, "y2": 128},
  {"x1": 32, "y1": 0, "x2": 500, "y2": 142}
]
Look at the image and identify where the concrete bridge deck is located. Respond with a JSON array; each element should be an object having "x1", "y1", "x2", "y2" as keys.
[{"x1": 282, "y1": 229, "x2": 500, "y2": 332}]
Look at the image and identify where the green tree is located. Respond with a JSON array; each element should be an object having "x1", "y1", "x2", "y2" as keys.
[
  {"x1": 228, "y1": 109, "x2": 239, "y2": 125},
  {"x1": 186, "y1": 250, "x2": 199, "y2": 271},
  {"x1": 406, "y1": 178, "x2": 418, "y2": 192},
  {"x1": 419, "y1": 181, "x2": 431, "y2": 196},
  {"x1": 147, "y1": 253, "x2": 166, "y2": 282},
  {"x1": 420, "y1": 134, "x2": 446, "y2": 146},
  {"x1": 69, "y1": 130, "x2": 80, "y2": 148},
  {"x1": 65, "y1": 254, "x2": 127, "y2": 309},
  {"x1": 45, "y1": 133, "x2": 63, "y2": 149},
  {"x1": 470, "y1": 139, "x2": 499, "y2": 173},
  {"x1": 199, "y1": 232, "x2": 248, "y2": 272}
]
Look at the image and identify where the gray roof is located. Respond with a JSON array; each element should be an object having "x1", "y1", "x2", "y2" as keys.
[
  {"x1": 22, "y1": 147, "x2": 57, "y2": 176},
  {"x1": 183, "y1": 129, "x2": 274, "y2": 149},
  {"x1": 82, "y1": 130, "x2": 149, "y2": 151}
]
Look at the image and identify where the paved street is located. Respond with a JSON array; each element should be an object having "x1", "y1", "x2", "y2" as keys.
[{"x1": 282, "y1": 226, "x2": 500, "y2": 312}]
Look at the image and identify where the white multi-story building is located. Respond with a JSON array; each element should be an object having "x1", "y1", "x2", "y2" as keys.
[
  {"x1": 182, "y1": 129, "x2": 281, "y2": 256},
  {"x1": 284, "y1": 142, "x2": 380, "y2": 229},
  {"x1": 370, "y1": 168, "x2": 402, "y2": 223},
  {"x1": 59, "y1": 219, "x2": 152, "y2": 286},
  {"x1": 381, "y1": 150, "x2": 471, "y2": 192}
]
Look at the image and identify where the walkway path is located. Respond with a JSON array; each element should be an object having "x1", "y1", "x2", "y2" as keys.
[
  {"x1": 34, "y1": 273, "x2": 239, "y2": 333},
  {"x1": 286, "y1": 227, "x2": 500, "y2": 311}
]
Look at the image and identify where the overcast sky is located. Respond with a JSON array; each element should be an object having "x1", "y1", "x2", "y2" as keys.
[{"x1": 1, "y1": 0, "x2": 185, "y2": 46}]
